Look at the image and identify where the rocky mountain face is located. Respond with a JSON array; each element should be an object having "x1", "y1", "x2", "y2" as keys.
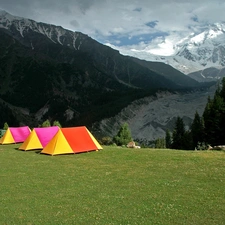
[
  {"x1": 93, "y1": 85, "x2": 217, "y2": 142},
  {"x1": 0, "y1": 10, "x2": 216, "y2": 142},
  {"x1": 188, "y1": 67, "x2": 225, "y2": 82}
]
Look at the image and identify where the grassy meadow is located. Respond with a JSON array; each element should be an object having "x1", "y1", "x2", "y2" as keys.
[{"x1": 1, "y1": 144, "x2": 225, "y2": 225}]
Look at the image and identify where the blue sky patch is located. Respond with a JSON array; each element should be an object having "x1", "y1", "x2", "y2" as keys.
[
  {"x1": 102, "y1": 31, "x2": 168, "y2": 46},
  {"x1": 133, "y1": 7, "x2": 142, "y2": 12},
  {"x1": 145, "y1": 20, "x2": 158, "y2": 28},
  {"x1": 191, "y1": 15, "x2": 199, "y2": 22}
]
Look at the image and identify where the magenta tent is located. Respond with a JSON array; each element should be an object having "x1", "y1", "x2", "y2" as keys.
[
  {"x1": 0, "y1": 126, "x2": 31, "y2": 144},
  {"x1": 19, "y1": 126, "x2": 60, "y2": 150}
]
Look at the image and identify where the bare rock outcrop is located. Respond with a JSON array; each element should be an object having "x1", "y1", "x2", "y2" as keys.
[{"x1": 93, "y1": 85, "x2": 216, "y2": 142}]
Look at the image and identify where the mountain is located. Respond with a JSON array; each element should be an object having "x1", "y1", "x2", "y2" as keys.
[
  {"x1": 188, "y1": 67, "x2": 225, "y2": 82},
  {"x1": 175, "y1": 23, "x2": 225, "y2": 73},
  {"x1": 129, "y1": 57, "x2": 209, "y2": 88},
  {"x1": 118, "y1": 23, "x2": 225, "y2": 82},
  {"x1": 93, "y1": 84, "x2": 217, "y2": 143},
  {"x1": 0, "y1": 10, "x2": 215, "y2": 142}
]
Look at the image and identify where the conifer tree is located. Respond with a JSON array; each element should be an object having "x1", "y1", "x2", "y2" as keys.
[
  {"x1": 190, "y1": 111, "x2": 205, "y2": 148},
  {"x1": 182, "y1": 130, "x2": 193, "y2": 150},
  {"x1": 41, "y1": 119, "x2": 51, "y2": 127},
  {"x1": 171, "y1": 116, "x2": 185, "y2": 149},
  {"x1": 53, "y1": 120, "x2": 62, "y2": 127},
  {"x1": 218, "y1": 78, "x2": 225, "y2": 143},
  {"x1": 203, "y1": 87, "x2": 225, "y2": 146},
  {"x1": 3, "y1": 122, "x2": 9, "y2": 130},
  {"x1": 155, "y1": 138, "x2": 166, "y2": 149},
  {"x1": 113, "y1": 123, "x2": 132, "y2": 146},
  {"x1": 202, "y1": 96, "x2": 213, "y2": 143},
  {"x1": 165, "y1": 129, "x2": 172, "y2": 149}
]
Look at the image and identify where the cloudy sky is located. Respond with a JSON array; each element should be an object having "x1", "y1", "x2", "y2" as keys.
[{"x1": 1, "y1": 0, "x2": 225, "y2": 57}]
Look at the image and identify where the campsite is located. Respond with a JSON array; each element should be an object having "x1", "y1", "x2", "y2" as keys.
[
  {"x1": 2, "y1": 4, "x2": 225, "y2": 225},
  {"x1": 1, "y1": 143, "x2": 225, "y2": 225}
]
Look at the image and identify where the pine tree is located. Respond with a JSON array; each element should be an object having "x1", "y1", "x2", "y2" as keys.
[
  {"x1": 212, "y1": 93, "x2": 225, "y2": 144},
  {"x1": 41, "y1": 119, "x2": 51, "y2": 127},
  {"x1": 218, "y1": 77, "x2": 225, "y2": 143},
  {"x1": 155, "y1": 138, "x2": 166, "y2": 149},
  {"x1": 202, "y1": 96, "x2": 213, "y2": 143},
  {"x1": 182, "y1": 130, "x2": 193, "y2": 150},
  {"x1": 53, "y1": 120, "x2": 62, "y2": 127},
  {"x1": 190, "y1": 111, "x2": 205, "y2": 148},
  {"x1": 219, "y1": 77, "x2": 225, "y2": 100},
  {"x1": 203, "y1": 90, "x2": 225, "y2": 146},
  {"x1": 113, "y1": 123, "x2": 132, "y2": 146},
  {"x1": 165, "y1": 129, "x2": 172, "y2": 148},
  {"x1": 172, "y1": 116, "x2": 185, "y2": 149},
  {"x1": 3, "y1": 122, "x2": 9, "y2": 130}
]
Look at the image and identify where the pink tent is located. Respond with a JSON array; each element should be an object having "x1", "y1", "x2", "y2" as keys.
[
  {"x1": 19, "y1": 126, "x2": 60, "y2": 150},
  {"x1": 10, "y1": 127, "x2": 31, "y2": 143},
  {"x1": 0, "y1": 126, "x2": 31, "y2": 144},
  {"x1": 34, "y1": 126, "x2": 60, "y2": 147}
]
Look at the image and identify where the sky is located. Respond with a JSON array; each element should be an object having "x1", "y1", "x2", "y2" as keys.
[{"x1": 1, "y1": 0, "x2": 225, "y2": 57}]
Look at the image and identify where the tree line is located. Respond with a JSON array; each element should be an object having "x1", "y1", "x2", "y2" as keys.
[
  {"x1": 110, "y1": 78, "x2": 225, "y2": 150},
  {"x1": 159, "y1": 78, "x2": 225, "y2": 150},
  {"x1": 1, "y1": 120, "x2": 62, "y2": 130}
]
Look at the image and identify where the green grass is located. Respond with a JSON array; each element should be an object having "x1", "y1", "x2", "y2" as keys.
[{"x1": 1, "y1": 145, "x2": 225, "y2": 225}]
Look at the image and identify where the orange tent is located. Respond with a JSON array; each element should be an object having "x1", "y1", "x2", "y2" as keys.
[{"x1": 41, "y1": 126, "x2": 103, "y2": 155}]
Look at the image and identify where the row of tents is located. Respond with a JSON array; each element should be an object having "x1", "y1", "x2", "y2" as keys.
[{"x1": 0, "y1": 126, "x2": 103, "y2": 155}]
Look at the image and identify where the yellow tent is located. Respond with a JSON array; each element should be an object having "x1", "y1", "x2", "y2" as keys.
[
  {"x1": 19, "y1": 129, "x2": 42, "y2": 150},
  {"x1": 0, "y1": 129, "x2": 14, "y2": 144},
  {"x1": 41, "y1": 126, "x2": 103, "y2": 156},
  {"x1": 41, "y1": 129, "x2": 74, "y2": 155},
  {"x1": 19, "y1": 126, "x2": 59, "y2": 151},
  {"x1": 0, "y1": 126, "x2": 31, "y2": 144}
]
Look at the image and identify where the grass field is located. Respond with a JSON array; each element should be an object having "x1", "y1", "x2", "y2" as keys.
[{"x1": 1, "y1": 145, "x2": 225, "y2": 225}]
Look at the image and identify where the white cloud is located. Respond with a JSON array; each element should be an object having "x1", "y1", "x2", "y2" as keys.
[
  {"x1": 1, "y1": 0, "x2": 225, "y2": 56},
  {"x1": 148, "y1": 39, "x2": 175, "y2": 56}
]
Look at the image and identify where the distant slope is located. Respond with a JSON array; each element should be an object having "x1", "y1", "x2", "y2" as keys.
[
  {"x1": 130, "y1": 57, "x2": 211, "y2": 88},
  {"x1": 188, "y1": 67, "x2": 225, "y2": 82}
]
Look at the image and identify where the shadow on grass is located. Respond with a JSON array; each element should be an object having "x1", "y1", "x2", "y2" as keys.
[
  {"x1": 13, "y1": 147, "x2": 100, "y2": 156},
  {"x1": 14, "y1": 148, "x2": 42, "y2": 154},
  {"x1": 39, "y1": 150, "x2": 99, "y2": 156}
]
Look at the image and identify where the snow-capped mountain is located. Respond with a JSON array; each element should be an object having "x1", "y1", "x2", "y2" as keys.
[
  {"x1": 1, "y1": 9, "x2": 225, "y2": 78},
  {"x1": 118, "y1": 23, "x2": 225, "y2": 77},
  {"x1": 171, "y1": 23, "x2": 225, "y2": 74}
]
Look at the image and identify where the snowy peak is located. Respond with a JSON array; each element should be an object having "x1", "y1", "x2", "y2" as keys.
[
  {"x1": 177, "y1": 24, "x2": 225, "y2": 50},
  {"x1": 155, "y1": 23, "x2": 225, "y2": 75},
  {"x1": 191, "y1": 24, "x2": 224, "y2": 44},
  {"x1": 116, "y1": 22, "x2": 225, "y2": 76},
  {"x1": 0, "y1": 10, "x2": 33, "y2": 33}
]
